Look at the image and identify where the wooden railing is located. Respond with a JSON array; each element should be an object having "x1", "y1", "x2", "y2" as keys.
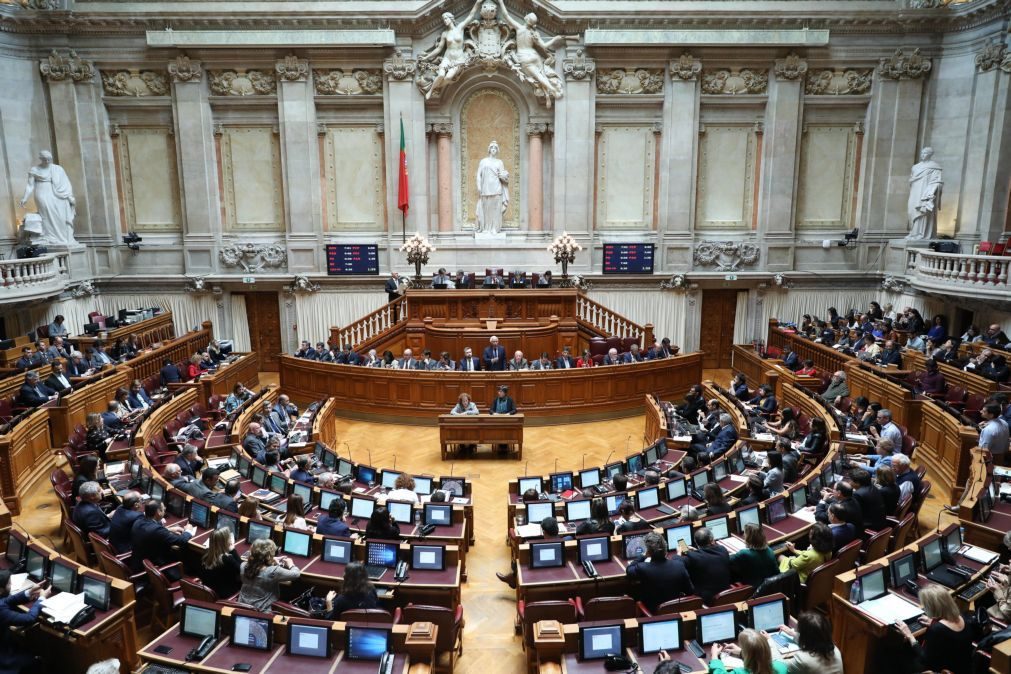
[
  {"x1": 576, "y1": 294, "x2": 653, "y2": 344},
  {"x1": 909, "y1": 249, "x2": 1011, "y2": 298},
  {"x1": 0, "y1": 252, "x2": 70, "y2": 302},
  {"x1": 331, "y1": 297, "x2": 406, "y2": 350}
]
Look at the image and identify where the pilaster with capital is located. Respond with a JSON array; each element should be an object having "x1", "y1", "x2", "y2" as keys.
[
  {"x1": 40, "y1": 49, "x2": 120, "y2": 243},
  {"x1": 527, "y1": 123, "x2": 549, "y2": 232},
  {"x1": 553, "y1": 48, "x2": 595, "y2": 240},
  {"x1": 757, "y1": 54, "x2": 806, "y2": 237},
  {"x1": 432, "y1": 122, "x2": 454, "y2": 233},
  {"x1": 660, "y1": 53, "x2": 702, "y2": 239},
  {"x1": 858, "y1": 48, "x2": 932, "y2": 237},
  {"x1": 383, "y1": 49, "x2": 429, "y2": 237}
]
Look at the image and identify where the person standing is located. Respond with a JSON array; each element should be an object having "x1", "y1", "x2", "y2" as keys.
[{"x1": 483, "y1": 336, "x2": 507, "y2": 371}]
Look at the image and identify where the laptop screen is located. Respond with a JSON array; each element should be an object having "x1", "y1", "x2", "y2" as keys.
[
  {"x1": 636, "y1": 487, "x2": 660, "y2": 510},
  {"x1": 365, "y1": 541, "x2": 399, "y2": 569},
  {"x1": 666, "y1": 478, "x2": 687, "y2": 501},
  {"x1": 530, "y1": 541, "x2": 565, "y2": 569},
  {"x1": 565, "y1": 499, "x2": 592, "y2": 522},
  {"x1": 639, "y1": 618, "x2": 681, "y2": 654},
  {"x1": 410, "y1": 544, "x2": 445, "y2": 571},
  {"x1": 282, "y1": 530, "x2": 311, "y2": 557},
  {"x1": 287, "y1": 623, "x2": 330, "y2": 658},
  {"x1": 346, "y1": 626, "x2": 390, "y2": 661},
  {"x1": 580, "y1": 624, "x2": 623, "y2": 660},
  {"x1": 322, "y1": 538, "x2": 352, "y2": 565},
  {"x1": 750, "y1": 597, "x2": 786, "y2": 631},
  {"x1": 578, "y1": 536, "x2": 610, "y2": 563},
  {"x1": 698, "y1": 610, "x2": 737, "y2": 645},
  {"x1": 232, "y1": 614, "x2": 273, "y2": 651}
]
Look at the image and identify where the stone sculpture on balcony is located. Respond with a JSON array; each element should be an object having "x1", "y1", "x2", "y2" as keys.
[
  {"x1": 18, "y1": 150, "x2": 78, "y2": 247},
  {"x1": 906, "y1": 146, "x2": 943, "y2": 240}
]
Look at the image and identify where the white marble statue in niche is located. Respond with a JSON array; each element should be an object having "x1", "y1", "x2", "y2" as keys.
[
  {"x1": 19, "y1": 150, "x2": 78, "y2": 246},
  {"x1": 906, "y1": 146, "x2": 943, "y2": 240},
  {"x1": 476, "y1": 140, "x2": 509, "y2": 234}
]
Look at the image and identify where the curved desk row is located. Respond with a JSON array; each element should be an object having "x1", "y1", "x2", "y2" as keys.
[{"x1": 278, "y1": 352, "x2": 702, "y2": 425}]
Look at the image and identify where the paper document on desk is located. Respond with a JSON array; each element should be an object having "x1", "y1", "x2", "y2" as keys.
[
  {"x1": 847, "y1": 433, "x2": 871, "y2": 443},
  {"x1": 999, "y1": 483, "x2": 1011, "y2": 497},
  {"x1": 792, "y1": 508, "x2": 817, "y2": 523},
  {"x1": 721, "y1": 537, "x2": 746, "y2": 554},
  {"x1": 516, "y1": 523, "x2": 544, "y2": 539},
  {"x1": 669, "y1": 435, "x2": 692, "y2": 443},
  {"x1": 960, "y1": 545, "x2": 999, "y2": 565},
  {"x1": 41, "y1": 592, "x2": 87, "y2": 623},
  {"x1": 753, "y1": 433, "x2": 776, "y2": 442},
  {"x1": 721, "y1": 654, "x2": 745, "y2": 669},
  {"x1": 859, "y1": 593, "x2": 922, "y2": 625},
  {"x1": 9, "y1": 574, "x2": 31, "y2": 594}
]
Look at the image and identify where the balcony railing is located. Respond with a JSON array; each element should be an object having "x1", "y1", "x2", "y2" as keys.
[
  {"x1": 909, "y1": 249, "x2": 1010, "y2": 299},
  {"x1": 0, "y1": 253, "x2": 71, "y2": 302}
]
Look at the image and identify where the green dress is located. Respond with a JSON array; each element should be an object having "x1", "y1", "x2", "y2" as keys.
[{"x1": 708, "y1": 657, "x2": 789, "y2": 674}]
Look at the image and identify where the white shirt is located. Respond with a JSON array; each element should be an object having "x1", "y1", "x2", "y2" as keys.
[{"x1": 385, "y1": 488, "x2": 419, "y2": 504}]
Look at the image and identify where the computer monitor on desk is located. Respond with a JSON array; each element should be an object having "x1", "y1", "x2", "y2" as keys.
[
  {"x1": 424, "y1": 503, "x2": 452, "y2": 527},
  {"x1": 577, "y1": 536, "x2": 610, "y2": 564},
  {"x1": 666, "y1": 477, "x2": 687, "y2": 502},
  {"x1": 639, "y1": 617, "x2": 683, "y2": 654},
  {"x1": 350, "y1": 496, "x2": 375, "y2": 522},
  {"x1": 635, "y1": 486, "x2": 660, "y2": 510},
  {"x1": 25, "y1": 547, "x2": 47, "y2": 582},
  {"x1": 736, "y1": 505, "x2": 760, "y2": 534},
  {"x1": 365, "y1": 541, "x2": 399, "y2": 569},
  {"x1": 246, "y1": 521, "x2": 274, "y2": 544},
  {"x1": 411, "y1": 544, "x2": 446, "y2": 571},
  {"x1": 181, "y1": 603, "x2": 220, "y2": 639},
  {"x1": 697, "y1": 607, "x2": 738, "y2": 645},
  {"x1": 518, "y1": 477, "x2": 542, "y2": 495},
  {"x1": 322, "y1": 538, "x2": 353, "y2": 565},
  {"x1": 580, "y1": 624, "x2": 623, "y2": 661},
  {"x1": 287, "y1": 622, "x2": 331, "y2": 658},
  {"x1": 748, "y1": 595, "x2": 787, "y2": 632},
  {"x1": 890, "y1": 552, "x2": 918, "y2": 589},
  {"x1": 530, "y1": 541, "x2": 565, "y2": 569},
  {"x1": 853, "y1": 566, "x2": 887, "y2": 603},
  {"x1": 386, "y1": 500, "x2": 413, "y2": 525},
  {"x1": 549, "y1": 472, "x2": 574, "y2": 494},
  {"x1": 380, "y1": 470, "x2": 401, "y2": 490},
  {"x1": 524, "y1": 501, "x2": 554, "y2": 526},
  {"x1": 703, "y1": 515, "x2": 731, "y2": 542},
  {"x1": 664, "y1": 524, "x2": 692, "y2": 553},
  {"x1": 80, "y1": 574, "x2": 111, "y2": 611},
  {"x1": 49, "y1": 559, "x2": 77, "y2": 594},
  {"x1": 622, "y1": 532, "x2": 648, "y2": 560},
  {"x1": 565, "y1": 499, "x2": 591, "y2": 522},
  {"x1": 578, "y1": 468, "x2": 601, "y2": 490},
  {"x1": 345, "y1": 626, "x2": 390, "y2": 661},
  {"x1": 282, "y1": 530, "x2": 312, "y2": 558},
  {"x1": 231, "y1": 614, "x2": 273, "y2": 651}
]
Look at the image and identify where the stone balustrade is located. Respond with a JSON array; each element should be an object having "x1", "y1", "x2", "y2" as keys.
[
  {"x1": 909, "y1": 249, "x2": 1010, "y2": 299},
  {"x1": 0, "y1": 253, "x2": 71, "y2": 302}
]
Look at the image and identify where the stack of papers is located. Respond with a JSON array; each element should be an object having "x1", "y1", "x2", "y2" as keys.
[
  {"x1": 515, "y1": 523, "x2": 544, "y2": 539},
  {"x1": 792, "y1": 508, "x2": 817, "y2": 523},
  {"x1": 858, "y1": 593, "x2": 922, "y2": 625},
  {"x1": 41, "y1": 592, "x2": 87, "y2": 624},
  {"x1": 753, "y1": 433, "x2": 776, "y2": 442},
  {"x1": 9, "y1": 574, "x2": 31, "y2": 594},
  {"x1": 847, "y1": 433, "x2": 871, "y2": 443},
  {"x1": 960, "y1": 545, "x2": 999, "y2": 565}
]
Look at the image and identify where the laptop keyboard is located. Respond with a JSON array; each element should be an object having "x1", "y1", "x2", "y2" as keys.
[{"x1": 364, "y1": 564, "x2": 388, "y2": 580}]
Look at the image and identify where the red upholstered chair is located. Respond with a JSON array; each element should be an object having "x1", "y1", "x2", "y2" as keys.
[
  {"x1": 707, "y1": 584, "x2": 755, "y2": 607},
  {"x1": 834, "y1": 539, "x2": 862, "y2": 573},
  {"x1": 180, "y1": 578, "x2": 219, "y2": 602},
  {"x1": 576, "y1": 595, "x2": 637, "y2": 621},
  {"x1": 518, "y1": 599, "x2": 579, "y2": 672},
  {"x1": 340, "y1": 608, "x2": 401, "y2": 624},
  {"x1": 143, "y1": 559, "x2": 184, "y2": 632},
  {"x1": 638, "y1": 595, "x2": 704, "y2": 617},
  {"x1": 64, "y1": 519, "x2": 93, "y2": 566},
  {"x1": 800, "y1": 558, "x2": 839, "y2": 613},
  {"x1": 588, "y1": 339, "x2": 608, "y2": 357}
]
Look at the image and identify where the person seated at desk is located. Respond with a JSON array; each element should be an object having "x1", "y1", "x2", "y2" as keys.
[
  {"x1": 918, "y1": 359, "x2": 947, "y2": 396},
  {"x1": 109, "y1": 491, "x2": 143, "y2": 553},
  {"x1": 242, "y1": 422, "x2": 267, "y2": 458},
  {"x1": 316, "y1": 498, "x2": 351, "y2": 538},
  {"x1": 126, "y1": 379, "x2": 154, "y2": 412},
  {"x1": 739, "y1": 475, "x2": 768, "y2": 507},
  {"x1": 796, "y1": 359, "x2": 818, "y2": 377},
  {"x1": 66, "y1": 351, "x2": 92, "y2": 378},
  {"x1": 237, "y1": 538, "x2": 300, "y2": 612},
  {"x1": 624, "y1": 343, "x2": 647, "y2": 363},
  {"x1": 507, "y1": 351, "x2": 528, "y2": 370},
  {"x1": 48, "y1": 314, "x2": 69, "y2": 338},
  {"x1": 44, "y1": 361, "x2": 72, "y2": 394},
  {"x1": 0, "y1": 570, "x2": 51, "y2": 674},
  {"x1": 773, "y1": 612, "x2": 844, "y2": 674},
  {"x1": 450, "y1": 393, "x2": 479, "y2": 415},
  {"x1": 98, "y1": 401, "x2": 126, "y2": 434},
  {"x1": 529, "y1": 353, "x2": 553, "y2": 370},
  {"x1": 71, "y1": 455, "x2": 102, "y2": 500},
  {"x1": 287, "y1": 456, "x2": 314, "y2": 485},
  {"x1": 895, "y1": 584, "x2": 974, "y2": 674},
  {"x1": 434, "y1": 352, "x2": 455, "y2": 371},
  {"x1": 691, "y1": 414, "x2": 737, "y2": 459},
  {"x1": 209, "y1": 479, "x2": 240, "y2": 513},
  {"x1": 417, "y1": 349, "x2": 437, "y2": 370},
  {"x1": 536, "y1": 270, "x2": 553, "y2": 287},
  {"x1": 482, "y1": 273, "x2": 505, "y2": 289},
  {"x1": 576, "y1": 348, "x2": 595, "y2": 368},
  {"x1": 224, "y1": 383, "x2": 251, "y2": 414},
  {"x1": 825, "y1": 503, "x2": 857, "y2": 551},
  {"x1": 814, "y1": 480, "x2": 862, "y2": 529},
  {"x1": 386, "y1": 474, "x2": 420, "y2": 504},
  {"x1": 781, "y1": 345, "x2": 800, "y2": 371},
  {"x1": 935, "y1": 338, "x2": 961, "y2": 366},
  {"x1": 684, "y1": 527, "x2": 731, "y2": 605},
  {"x1": 873, "y1": 466, "x2": 901, "y2": 518},
  {"x1": 261, "y1": 399, "x2": 289, "y2": 436},
  {"x1": 797, "y1": 417, "x2": 828, "y2": 456},
  {"x1": 730, "y1": 524, "x2": 779, "y2": 590},
  {"x1": 17, "y1": 370, "x2": 56, "y2": 408},
  {"x1": 283, "y1": 494, "x2": 310, "y2": 531},
  {"x1": 892, "y1": 454, "x2": 921, "y2": 502},
  {"x1": 985, "y1": 544, "x2": 1011, "y2": 622},
  {"x1": 325, "y1": 562, "x2": 378, "y2": 619},
  {"x1": 294, "y1": 341, "x2": 313, "y2": 359},
  {"x1": 398, "y1": 348, "x2": 421, "y2": 370},
  {"x1": 615, "y1": 501, "x2": 650, "y2": 534},
  {"x1": 748, "y1": 385, "x2": 778, "y2": 417},
  {"x1": 765, "y1": 408, "x2": 798, "y2": 441},
  {"x1": 777, "y1": 522, "x2": 833, "y2": 582},
  {"x1": 13, "y1": 346, "x2": 36, "y2": 371},
  {"x1": 483, "y1": 336, "x2": 506, "y2": 371},
  {"x1": 130, "y1": 499, "x2": 196, "y2": 579},
  {"x1": 238, "y1": 497, "x2": 262, "y2": 522},
  {"x1": 575, "y1": 498, "x2": 615, "y2": 536},
  {"x1": 980, "y1": 354, "x2": 1010, "y2": 384},
  {"x1": 183, "y1": 467, "x2": 221, "y2": 501},
  {"x1": 728, "y1": 373, "x2": 749, "y2": 400},
  {"x1": 708, "y1": 628, "x2": 788, "y2": 674},
  {"x1": 184, "y1": 354, "x2": 205, "y2": 380},
  {"x1": 677, "y1": 384, "x2": 706, "y2": 420},
  {"x1": 701, "y1": 483, "x2": 732, "y2": 517},
  {"x1": 851, "y1": 437, "x2": 899, "y2": 476},
  {"x1": 648, "y1": 338, "x2": 679, "y2": 360},
  {"x1": 173, "y1": 444, "x2": 204, "y2": 479},
  {"x1": 700, "y1": 399, "x2": 723, "y2": 432},
  {"x1": 602, "y1": 348, "x2": 623, "y2": 366},
  {"x1": 335, "y1": 344, "x2": 358, "y2": 365},
  {"x1": 875, "y1": 408, "x2": 903, "y2": 450},
  {"x1": 81, "y1": 415, "x2": 113, "y2": 464},
  {"x1": 820, "y1": 371, "x2": 849, "y2": 405},
  {"x1": 457, "y1": 347, "x2": 481, "y2": 372},
  {"x1": 850, "y1": 468, "x2": 886, "y2": 530},
  {"x1": 159, "y1": 358, "x2": 181, "y2": 386},
  {"x1": 112, "y1": 388, "x2": 137, "y2": 421},
  {"x1": 365, "y1": 506, "x2": 401, "y2": 541},
  {"x1": 91, "y1": 342, "x2": 115, "y2": 367},
  {"x1": 199, "y1": 527, "x2": 242, "y2": 599},
  {"x1": 626, "y1": 533, "x2": 693, "y2": 613},
  {"x1": 262, "y1": 450, "x2": 283, "y2": 474},
  {"x1": 72, "y1": 481, "x2": 111, "y2": 538},
  {"x1": 431, "y1": 268, "x2": 454, "y2": 288},
  {"x1": 761, "y1": 451, "x2": 785, "y2": 496}
]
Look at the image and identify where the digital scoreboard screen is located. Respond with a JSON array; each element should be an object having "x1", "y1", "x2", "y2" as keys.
[
  {"x1": 326, "y1": 244, "x2": 379, "y2": 275},
  {"x1": 603, "y1": 243, "x2": 654, "y2": 274}
]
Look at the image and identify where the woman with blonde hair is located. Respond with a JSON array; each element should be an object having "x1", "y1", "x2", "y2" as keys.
[
  {"x1": 283, "y1": 494, "x2": 310, "y2": 530},
  {"x1": 237, "y1": 538, "x2": 300, "y2": 612},
  {"x1": 708, "y1": 628, "x2": 786, "y2": 674},
  {"x1": 84, "y1": 411, "x2": 113, "y2": 460},
  {"x1": 185, "y1": 353, "x2": 204, "y2": 379},
  {"x1": 198, "y1": 527, "x2": 242, "y2": 598},
  {"x1": 896, "y1": 584, "x2": 973, "y2": 674},
  {"x1": 238, "y1": 496, "x2": 261, "y2": 521}
]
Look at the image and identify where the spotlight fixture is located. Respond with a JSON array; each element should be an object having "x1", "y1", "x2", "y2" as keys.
[{"x1": 122, "y1": 231, "x2": 143, "y2": 251}]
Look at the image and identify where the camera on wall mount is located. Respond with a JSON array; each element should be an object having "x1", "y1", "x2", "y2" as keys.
[
  {"x1": 822, "y1": 228, "x2": 859, "y2": 249},
  {"x1": 122, "y1": 232, "x2": 143, "y2": 251}
]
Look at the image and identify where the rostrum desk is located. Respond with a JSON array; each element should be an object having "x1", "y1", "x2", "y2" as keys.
[{"x1": 439, "y1": 412, "x2": 524, "y2": 459}]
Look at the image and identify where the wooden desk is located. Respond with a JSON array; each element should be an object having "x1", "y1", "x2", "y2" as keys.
[
  {"x1": 199, "y1": 352, "x2": 260, "y2": 402},
  {"x1": 903, "y1": 349, "x2": 998, "y2": 398},
  {"x1": 644, "y1": 394, "x2": 668, "y2": 444},
  {"x1": 439, "y1": 413, "x2": 524, "y2": 460},
  {"x1": 72, "y1": 310, "x2": 175, "y2": 353}
]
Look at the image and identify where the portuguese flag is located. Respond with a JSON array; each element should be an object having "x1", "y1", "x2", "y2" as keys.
[{"x1": 397, "y1": 116, "x2": 409, "y2": 215}]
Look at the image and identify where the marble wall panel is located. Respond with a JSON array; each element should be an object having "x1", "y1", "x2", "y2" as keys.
[
  {"x1": 796, "y1": 125, "x2": 855, "y2": 230},
  {"x1": 220, "y1": 126, "x2": 284, "y2": 231},
  {"x1": 696, "y1": 125, "x2": 755, "y2": 230},
  {"x1": 324, "y1": 126, "x2": 383, "y2": 231},
  {"x1": 596, "y1": 126, "x2": 655, "y2": 230},
  {"x1": 118, "y1": 127, "x2": 181, "y2": 232}
]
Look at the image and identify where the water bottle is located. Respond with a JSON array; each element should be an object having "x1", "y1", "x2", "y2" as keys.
[
  {"x1": 414, "y1": 509, "x2": 422, "y2": 528},
  {"x1": 850, "y1": 579, "x2": 862, "y2": 604}
]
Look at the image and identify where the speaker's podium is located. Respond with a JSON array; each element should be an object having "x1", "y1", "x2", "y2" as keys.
[{"x1": 439, "y1": 413, "x2": 524, "y2": 460}]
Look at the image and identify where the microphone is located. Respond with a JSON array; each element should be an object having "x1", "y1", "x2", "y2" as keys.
[
  {"x1": 524, "y1": 460, "x2": 529, "y2": 477},
  {"x1": 343, "y1": 441, "x2": 351, "y2": 461},
  {"x1": 625, "y1": 435, "x2": 632, "y2": 455},
  {"x1": 449, "y1": 462, "x2": 455, "y2": 476},
  {"x1": 554, "y1": 458, "x2": 559, "y2": 474},
  {"x1": 392, "y1": 455, "x2": 397, "y2": 472},
  {"x1": 603, "y1": 450, "x2": 614, "y2": 468},
  {"x1": 367, "y1": 448, "x2": 373, "y2": 467},
  {"x1": 582, "y1": 453, "x2": 587, "y2": 470}
]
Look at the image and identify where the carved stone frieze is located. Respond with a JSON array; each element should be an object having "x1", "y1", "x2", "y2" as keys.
[
  {"x1": 774, "y1": 53, "x2": 808, "y2": 81},
  {"x1": 275, "y1": 54, "x2": 309, "y2": 82},
  {"x1": 383, "y1": 49, "x2": 417, "y2": 81},
  {"x1": 596, "y1": 68, "x2": 663, "y2": 94},
  {"x1": 285, "y1": 274, "x2": 320, "y2": 294},
  {"x1": 13, "y1": 0, "x2": 58, "y2": 9},
  {"x1": 208, "y1": 69, "x2": 276, "y2": 96},
  {"x1": 526, "y1": 122, "x2": 548, "y2": 136},
  {"x1": 877, "y1": 48, "x2": 932, "y2": 80},
  {"x1": 313, "y1": 68, "x2": 382, "y2": 95},
  {"x1": 881, "y1": 275, "x2": 908, "y2": 293},
  {"x1": 670, "y1": 53, "x2": 702, "y2": 81},
  {"x1": 168, "y1": 55, "x2": 202, "y2": 83},
  {"x1": 804, "y1": 68, "x2": 872, "y2": 95},
  {"x1": 975, "y1": 41, "x2": 1010, "y2": 73},
  {"x1": 562, "y1": 48, "x2": 595, "y2": 81},
  {"x1": 40, "y1": 50, "x2": 94, "y2": 83},
  {"x1": 101, "y1": 69, "x2": 170, "y2": 97},
  {"x1": 701, "y1": 68, "x2": 768, "y2": 95},
  {"x1": 694, "y1": 240, "x2": 760, "y2": 271},
  {"x1": 431, "y1": 122, "x2": 454, "y2": 136},
  {"x1": 218, "y1": 242, "x2": 287, "y2": 273}
]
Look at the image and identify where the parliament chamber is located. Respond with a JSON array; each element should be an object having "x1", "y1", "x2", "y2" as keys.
[{"x1": 4, "y1": 0, "x2": 1011, "y2": 672}]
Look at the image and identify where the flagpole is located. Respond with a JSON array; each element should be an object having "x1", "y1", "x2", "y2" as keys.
[{"x1": 402, "y1": 210, "x2": 406, "y2": 244}]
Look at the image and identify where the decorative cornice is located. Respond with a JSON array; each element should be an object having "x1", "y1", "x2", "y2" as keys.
[
  {"x1": 526, "y1": 122, "x2": 548, "y2": 137},
  {"x1": 877, "y1": 47, "x2": 932, "y2": 80},
  {"x1": 597, "y1": 67, "x2": 663, "y2": 94},
  {"x1": 40, "y1": 49, "x2": 94, "y2": 83},
  {"x1": 168, "y1": 54, "x2": 202, "y2": 83},
  {"x1": 804, "y1": 68, "x2": 872, "y2": 95},
  {"x1": 218, "y1": 242, "x2": 287, "y2": 273},
  {"x1": 275, "y1": 54, "x2": 308, "y2": 82},
  {"x1": 773, "y1": 52, "x2": 808, "y2": 81},
  {"x1": 701, "y1": 68, "x2": 768, "y2": 95},
  {"x1": 101, "y1": 68, "x2": 169, "y2": 97},
  {"x1": 431, "y1": 122, "x2": 454, "y2": 136},
  {"x1": 670, "y1": 52, "x2": 702, "y2": 81},
  {"x1": 562, "y1": 48, "x2": 595, "y2": 81},
  {"x1": 208, "y1": 69, "x2": 276, "y2": 96},
  {"x1": 975, "y1": 40, "x2": 1009, "y2": 73},
  {"x1": 694, "y1": 241, "x2": 760, "y2": 271},
  {"x1": 383, "y1": 49, "x2": 416, "y2": 81},
  {"x1": 313, "y1": 68, "x2": 382, "y2": 95}
]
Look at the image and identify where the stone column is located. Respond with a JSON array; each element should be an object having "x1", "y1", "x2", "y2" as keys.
[
  {"x1": 275, "y1": 54, "x2": 323, "y2": 272},
  {"x1": 527, "y1": 123, "x2": 547, "y2": 232},
  {"x1": 757, "y1": 53, "x2": 807, "y2": 237},
  {"x1": 383, "y1": 49, "x2": 429, "y2": 238},
  {"x1": 959, "y1": 42, "x2": 1011, "y2": 242},
  {"x1": 553, "y1": 48, "x2": 596, "y2": 237},
  {"x1": 858, "y1": 48, "x2": 932, "y2": 238},
  {"x1": 432, "y1": 123, "x2": 453, "y2": 233},
  {"x1": 660, "y1": 53, "x2": 702, "y2": 238},
  {"x1": 40, "y1": 50, "x2": 120, "y2": 243},
  {"x1": 168, "y1": 55, "x2": 221, "y2": 273}
]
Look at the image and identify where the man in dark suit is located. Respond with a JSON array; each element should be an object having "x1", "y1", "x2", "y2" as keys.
[
  {"x1": 18, "y1": 371, "x2": 55, "y2": 408},
  {"x1": 243, "y1": 423, "x2": 268, "y2": 457},
  {"x1": 602, "y1": 348, "x2": 623, "y2": 366},
  {"x1": 457, "y1": 347, "x2": 481, "y2": 372},
  {"x1": 684, "y1": 527, "x2": 732, "y2": 605},
  {"x1": 827, "y1": 503, "x2": 857, "y2": 552},
  {"x1": 66, "y1": 351, "x2": 93, "y2": 377},
  {"x1": 338, "y1": 344, "x2": 359, "y2": 365},
  {"x1": 13, "y1": 347, "x2": 35, "y2": 371},
  {"x1": 431, "y1": 268, "x2": 453, "y2": 287},
  {"x1": 71, "y1": 481, "x2": 111, "y2": 538},
  {"x1": 100, "y1": 402, "x2": 125, "y2": 431},
  {"x1": 748, "y1": 385, "x2": 779, "y2": 417},
  {"x1": 623, "y1": 343, "x2": 647, "y2": 363},
  {"x1": 126, "y1": 380, "x2": 154, "y2": 411},
  {"x1": 782, "y1": 345, "x2": 800, "y2": 371},
  {"x1": 876, "y1": 340, "x2": 903, "y2": 368},
  {"x1": 0, "y1": 578, "x2": 50, "y2": 673},
  {"x1": 47, "y1": 337, "x2": 71, "y2": 360},
  {"x1": 529, "y1": 353, "x2": 553, "y2": 370},
  {"x1": 696, "y1": 414, "x2": 738, "y2": 459},
  {"x1": 482, "y1": 273, "x2": 505, "y2": 288},
  {"x1": 814, "y1": 480, "x2": 863, "y2": 530},
  {"x1": 398, "y1": 348, "x2": 421, "y2": 370},
  {"x1": 625, "y1": 533, "x2": 694, "y2": 613},
  {"x1": 160, "y1": 358, "x2": 182, "y2": 385},
  {"x1": 483, "y1": 336, "x2": 506, "y2": 371},
  {"x1": 536, "y1": 270, "x2": 552, "y2": 287},
  {"x1": 556, "y1": 346, "x2": 576, "y2": 370},
  {"x1": 173, "y1": 445, "x2": 203, "y2": 479},
  {"x1": 850, "y1": 468, "x2": 886, "y2": 530},
  {"x1": 109, "y1": 491, "x2": 144, "y2": 554},
  {"x1": 129, "y1": 499, "x2": 196, "y2": 578},
  {"x1": 384, "y1": 272, "x2": 404, "y2": 302},
  {"x1": 43, "y1": 362, "x2": 73, "y2": 394}
]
